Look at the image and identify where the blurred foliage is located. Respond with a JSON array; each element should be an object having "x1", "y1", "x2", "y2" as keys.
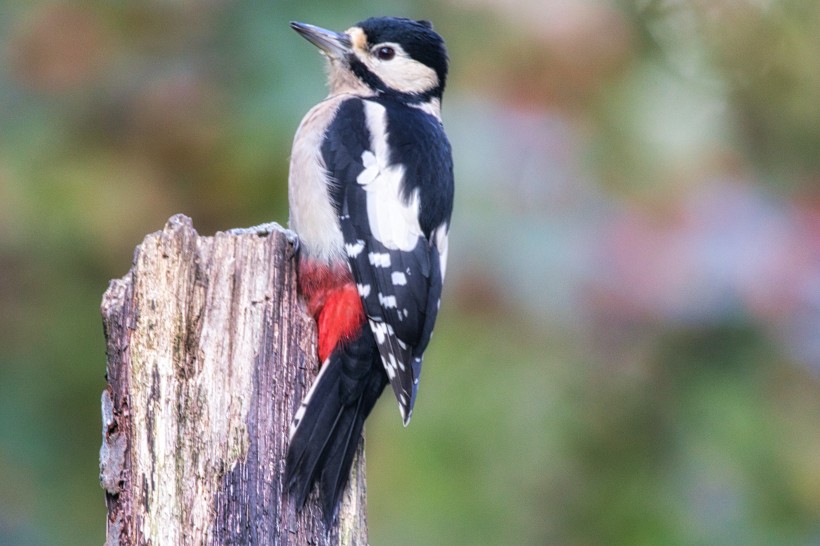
[{"x1": 2, "y1": 0, "x2": 820, "y2": 544}]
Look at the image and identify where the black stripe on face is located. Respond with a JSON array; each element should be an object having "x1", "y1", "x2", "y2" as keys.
[{"x1": 347, "y1": 57, "x2": 442, "y2": 103}]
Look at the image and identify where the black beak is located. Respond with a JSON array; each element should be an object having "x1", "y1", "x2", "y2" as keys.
[{"x1": 291, "y1": 22, "x2": 352, "y2": 59}]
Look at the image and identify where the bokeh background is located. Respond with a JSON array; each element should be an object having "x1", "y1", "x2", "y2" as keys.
[{"x1": 2, "y1": 0, "x2": 820, "y2": 544}]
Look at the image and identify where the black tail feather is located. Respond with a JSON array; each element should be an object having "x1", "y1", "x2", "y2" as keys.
[
  {"x1": 319, "y1": 394, "x2": 366, "y2": 523},
  {"x1": 285, "y1": 326, "x2": 388, "y2": 525},
  {"x1": 286, "y1": 382, "x2": 346, "y2": 507}
]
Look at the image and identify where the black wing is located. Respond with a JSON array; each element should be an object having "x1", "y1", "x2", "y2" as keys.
[{"x1": 322, "y1": 97, "x2": 453, "y2": 424}]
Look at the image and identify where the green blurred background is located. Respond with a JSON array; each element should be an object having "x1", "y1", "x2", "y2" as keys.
[{"x1": 2, "y1": 0, "x2": 820, "y2": 544}]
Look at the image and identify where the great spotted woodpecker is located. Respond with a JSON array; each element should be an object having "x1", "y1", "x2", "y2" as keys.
[{"x1": 284, "y1": 17, "x2": 453, "y2": 523}]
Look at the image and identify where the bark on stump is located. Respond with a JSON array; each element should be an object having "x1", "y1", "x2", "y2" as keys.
[{"x1": 99, "y1": 214, "x2": 368, "y2": 545}]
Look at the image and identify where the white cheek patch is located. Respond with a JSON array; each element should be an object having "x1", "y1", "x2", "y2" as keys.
[
  {"x1": 353, "y1": 43, "x2": 439, "y2": 95},
  {"x1": 376, "y1": 55, "x2": 438, "y2": 94}
]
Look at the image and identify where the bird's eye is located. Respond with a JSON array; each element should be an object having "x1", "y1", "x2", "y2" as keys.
[{"x1": 375, "y1": 46, "x2": 395, "y2": 61}]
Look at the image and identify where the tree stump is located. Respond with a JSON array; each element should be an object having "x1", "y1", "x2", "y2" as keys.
[{"x1": 99, "y1": 214, "x2": 368, "y2": 545}]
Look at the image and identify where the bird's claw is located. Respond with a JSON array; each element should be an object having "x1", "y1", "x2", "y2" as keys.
[
  {"x1": 226, "y1": 222, "x2": 299, "y2": 252},
  {"x1": 284, "y1": 229, "x2": 300, "y2": 253},
  {"x1": 227, "y1": 221, "x2": 284, "y2": 237}
]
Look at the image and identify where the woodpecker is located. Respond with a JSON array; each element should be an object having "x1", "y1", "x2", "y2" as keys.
[{"x1": 284, "y1": 17, "x2": 453, "y2": 523}]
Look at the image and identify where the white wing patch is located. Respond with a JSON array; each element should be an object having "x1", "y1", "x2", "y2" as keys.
[{"x1": 358, "y1": 100, "x2": 423, "y2": 252}]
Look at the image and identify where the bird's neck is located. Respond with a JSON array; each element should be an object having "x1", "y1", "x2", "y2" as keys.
[{"x1": 326, "y1": 61, "x2": 374, "y2": 97}]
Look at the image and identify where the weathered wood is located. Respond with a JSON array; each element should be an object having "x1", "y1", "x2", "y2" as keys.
[{"x1": 99, "y1": 214, "x2": 368, "y2": 546}]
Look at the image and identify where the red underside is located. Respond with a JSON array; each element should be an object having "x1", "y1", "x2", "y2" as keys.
[{"x1": 298, "y1": 259, "x2": 365, "y2": 363}]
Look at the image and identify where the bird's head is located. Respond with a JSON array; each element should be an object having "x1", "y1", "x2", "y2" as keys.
[{"x1": 291, "y1": 17, "x2": 448, "y2": 106}]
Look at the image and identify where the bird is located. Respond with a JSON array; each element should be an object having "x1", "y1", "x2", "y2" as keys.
[{"x1": 283, "y1": 16, "x2": 454, "y2": 525}]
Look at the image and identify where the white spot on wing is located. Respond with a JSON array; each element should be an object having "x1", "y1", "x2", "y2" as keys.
[
  {"x1": 388, "y1": 353, "x2": 400, "y2": 373},
  {"x1": 391, "y1": 271, "x2": 407, "y2": 285},
  {"x1": 368, "y1": 252, "x2": 391, "y2": 267},
  {"x1": 371, "y1": 320, "x2": 387, "y2": 344},
  {"x1": 345, "y1": 240, "x2": 365, "y2": 258},
  {"x1": 357, "y1": 283, "x2": 371, "y2": 298},
  {"x1": 379, "y1": 293, "x2": 397, "y2": 308},
  {"x1": 384, "y1": 356, "x2": 396, "y2": 380}
]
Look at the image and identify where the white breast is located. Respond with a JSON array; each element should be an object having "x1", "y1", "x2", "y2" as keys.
[{"x1": 288, "y1": 96, "x2": 348, "y2": 263}]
